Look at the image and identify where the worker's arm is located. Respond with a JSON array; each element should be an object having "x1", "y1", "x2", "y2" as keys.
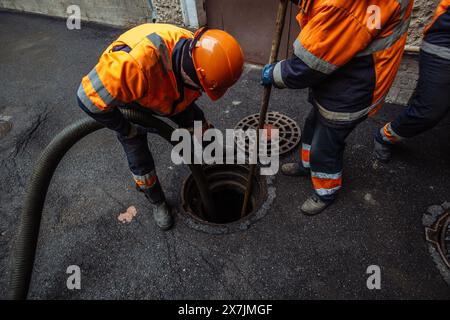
[
  {"x1": 77, "y1": 96, "x2": 137, "y2": 137},
  {"x1": 169, "y1": 103, "x2": 213, "y2": 133},
  {"x1": 262, "y1": 4, "x2": 377, "y2": 89},
  {"x1": 76, "y1": 50, "x2": 148, "y2": 137}
]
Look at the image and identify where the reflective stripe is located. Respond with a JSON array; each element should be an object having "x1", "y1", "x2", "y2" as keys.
[
  {"x1": 87, "y1": 68, "x2": 121, "y2": 108},
  {"x1": 315, "y1": 186, "x2": 341, "y2": 196},
  {"x1": 294, "y1": 39, "x2": 338, "y2": 74},
  {"x1": 311, "y1": 171, "x2": 341, "y2": 180},
  {"x1": 311, "y1": 170, "x2": 342, "y2": 196},
  {"x1": 273, "y1": 61, "x2": 287, "y2": 88},
  {"x1": 357, "y1": 16, "x2": 411, "y2": 56},
  {"x1": 421, "y1": 41, "x2": 450, "y2": 60},
  {"x1": 147, "y1": 33, "x2": 172, "y2": 74},
  {"x1": 302, "y1": 143, "x2": 311, "y2": 151},
  {"x1": 133, "y1": 171, "x2": 157, "y2": 189},
  {"x1": 380, "y1": 122, "x2": 403, "y2": 143},
  {"x1": 77, "y1": 83, "x2": 102, "y2": 114},
  {"x1": 301, "y1": 143, "x2": 311, "y2": 168},
  {"x1": 314, "y1": 97, "x2": 384, "y2": 122}
]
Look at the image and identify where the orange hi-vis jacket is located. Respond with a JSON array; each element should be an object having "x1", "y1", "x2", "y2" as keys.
[
  {"x1": 272, "y1": 0, "x2": 414, "y2": 125},
  {"x1": 77, "y1": 24, "x2": 202, "y2": 116},
  {"x1": 422, "y1": 0, "x2": 450, "y2": 60}
]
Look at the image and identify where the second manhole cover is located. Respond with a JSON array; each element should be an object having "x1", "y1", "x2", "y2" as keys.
[{"x1": 423, "y1": 203, "x2": 450, "y2": 285}]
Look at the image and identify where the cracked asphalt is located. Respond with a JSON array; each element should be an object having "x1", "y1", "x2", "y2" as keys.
[{"x1": 1, "y1": 12, "x2": 450, "y2": 299}]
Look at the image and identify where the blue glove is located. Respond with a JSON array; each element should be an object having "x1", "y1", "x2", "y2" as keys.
[{"x1": 261, "y1": 63, "x2": 275, "y2": 87}]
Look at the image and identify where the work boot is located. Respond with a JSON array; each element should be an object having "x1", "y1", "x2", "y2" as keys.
[
  {"x1": 153, "y1": 201, "x2": 173, "y2": 231},
  {"x1": 281, "y1": 162, "x2": 310, "y2": 177},
  {"x1": 137, "y1": 181, "x2": 174, "y2": 231},
  {"x1": 301, "y1": 194, "x2": 332, "y2": 216},
  {"x1": 373, "y1": 138, "x2": 392, "y2": 163}
]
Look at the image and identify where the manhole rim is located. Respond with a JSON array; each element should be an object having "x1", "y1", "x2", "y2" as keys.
[{"x1": 424, "y1": 204, "x2": 450, "y2": 285}]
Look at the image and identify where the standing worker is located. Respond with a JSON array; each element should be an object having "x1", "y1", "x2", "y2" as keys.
[
  {"x1": 77, "y1": 24, "x2": 244, "y2": 230},
  {"x1": 374, "y1": 0, "x2": 450, "y2": 162},
  {"x1": 261, "y1": 0, "x2": 414, "y2": 215}
]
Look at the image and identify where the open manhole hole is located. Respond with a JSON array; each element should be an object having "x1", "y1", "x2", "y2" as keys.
[
  {"x1": 181, "y1": 164, "x2": 269, "y2": 234},
  {"x1": 234, "y1": 112, "x2": 301, "y2": 156},
  {"x1": 423, "y1": 204, "x2": 450, "y2": 285}
]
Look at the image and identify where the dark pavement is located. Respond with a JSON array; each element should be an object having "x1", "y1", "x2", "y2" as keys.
[{"x1": 1, "y1": 12, "x2": 449, "y2": 299}]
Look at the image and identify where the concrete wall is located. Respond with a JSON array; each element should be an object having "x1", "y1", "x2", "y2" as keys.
[
  {"x1": 0, "y1": 0, "x2": 184, "y2": 27},
  {"x1": 0, "y1": 0, "x2": 440, "y2": 41}
]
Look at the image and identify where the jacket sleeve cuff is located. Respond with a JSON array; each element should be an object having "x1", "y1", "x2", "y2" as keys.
[{"x1": 272, "y1": 60, "x2": 288, "y2": 89}]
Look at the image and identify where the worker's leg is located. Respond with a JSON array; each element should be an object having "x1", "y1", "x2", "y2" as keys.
[
  {"x1": 281, "y1": 108, "x2": 316, "y2": 176},
  {"x1": 117, "y1": 132, "x2": 173, "y2": 230},
  {"x1": 302, "y1": 117, "x2": 355, "y2": 215},
  {"x1": 375, "y1": 51, "x2": 450, "y2": 160},
  {"x1": 117, "y1": 133, "x2": 165, "y2": 204}
]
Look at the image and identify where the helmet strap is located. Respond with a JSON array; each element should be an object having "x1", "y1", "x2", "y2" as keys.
[
  {"x1": 189, "y1": 26, "x2": 210, "y2": 54},
  {"x1": 181, "y1": 40, "x2": 202, "y2": 89}
]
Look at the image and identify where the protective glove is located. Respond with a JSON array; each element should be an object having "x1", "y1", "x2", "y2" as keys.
[{"x1": 261, "y1": 63, "x2": 276, "y2": 87}]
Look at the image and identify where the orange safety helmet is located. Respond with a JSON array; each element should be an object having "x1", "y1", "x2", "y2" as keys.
[{"x1": 190, "y1": 28, "x2": 245, "y2": 101}]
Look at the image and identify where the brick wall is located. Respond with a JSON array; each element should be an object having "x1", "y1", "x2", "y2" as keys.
[{"x1": 386, "y1": 54, "x2": 420, "y2": 106}]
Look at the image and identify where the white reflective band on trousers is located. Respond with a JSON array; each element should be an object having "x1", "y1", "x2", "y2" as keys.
[
  {"x1": 311, "y1": 171, "x2": 342, "y2": 180},
  {"x1": 380, "y1": 122, "x2": 404, "y2": 143},
  {"x1": 314, "y1": 97, "x2": 384, "y2": 122},
  {"x1": 315, "y1": 186, "x2": 341, "y2": 196},
  {"x1": 132, "y1": 170, "x2": 157, "y2": 189},
  {"x1": 421, "y1": 41, "x2": 450, "y2": 61},
  {"x1": 301, "y1": 143, "x2": 311, "y2": 168}
]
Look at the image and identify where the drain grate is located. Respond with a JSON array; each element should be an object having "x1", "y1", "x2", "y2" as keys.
[
  {"x1": 424, "y1": 204, "x2": 450, "y2": 285},
  {"x1": 234, "y1": 112, "x2": 301, "y2": 156}
]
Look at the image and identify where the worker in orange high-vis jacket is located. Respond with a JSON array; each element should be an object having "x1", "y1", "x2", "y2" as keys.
[
  {"x1": 261, "y1": 0, "x2": 414, "y2": 215},
  {"x1": 77, "y1": 24, "x2": 244, "y2": 230},
  {"x1": 374, "y1": 0, "x2": 450, "y2": 162}
]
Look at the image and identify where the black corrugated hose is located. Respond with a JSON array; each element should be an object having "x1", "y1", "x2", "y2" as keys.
[{"x1": 8, "y1": 109, "x2": 215, "y2": 300}]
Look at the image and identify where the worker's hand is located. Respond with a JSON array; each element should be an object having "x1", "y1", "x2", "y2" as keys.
[{"x1": 261, "y1": 63, "x2": 275, "y2": 87}]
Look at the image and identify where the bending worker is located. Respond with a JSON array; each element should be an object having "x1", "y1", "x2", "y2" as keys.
[
  {"x1": 261, "y1": 0, "x2": 413, "y2": 215},
  {"x1": 77, "y1": 24, "x2": 244, "y2": 230},
  {"x1": 374, "y1": 0, "x2": 450, "y2": 162}
]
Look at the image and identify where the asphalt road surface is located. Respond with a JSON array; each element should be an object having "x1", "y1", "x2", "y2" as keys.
[{"x1": 1, "y1": 11, "x2": 449, "y2": 299}]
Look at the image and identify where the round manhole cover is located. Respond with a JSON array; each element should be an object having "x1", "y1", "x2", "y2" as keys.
[
  {"x1": 234, "y1": 112, "x2": 301, "y2": 156},
  {"x1": 423, "y1": 203, "x2": 450, "y2": 285}
]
